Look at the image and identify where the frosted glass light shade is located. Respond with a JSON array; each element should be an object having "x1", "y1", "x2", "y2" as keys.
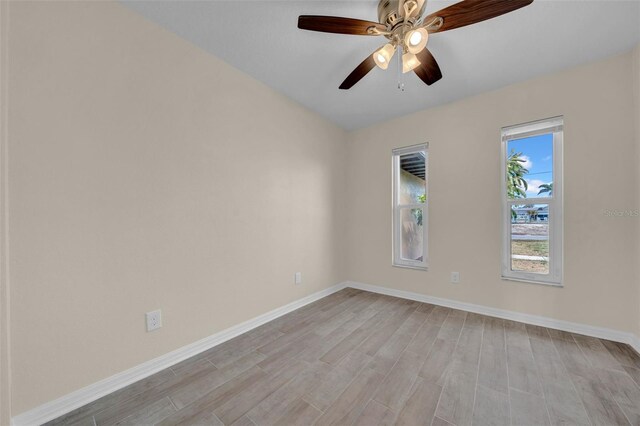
[
  {"x1": 373, "y1": 43, "x2": 396, "y2": 70},
  {"x1": 402, "y1": 52, "x2": 421, "y2": 73},
  {"x1": 404, "y1": 28, "x2": 429, "y2": 54}
]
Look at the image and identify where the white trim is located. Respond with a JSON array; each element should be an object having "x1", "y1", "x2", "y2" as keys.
[
  {"x1": 630, "y1": 334, "x2": 640, "y2": 356},
  {"x1": 501, "y1": 117, "x2": 563, "y2": 286},
  {"x1": 11, "y1": 283, "x2": 347, "y2": 426},
  {"x1": 502, "y1": 116, "x2": 564, "y2": 139},
  {"x1": 392, "y1": 144, "x2": 428, "y2": 270},
  {"x1": 345, "y1": 281, "x2": 640, "y2": 352}
]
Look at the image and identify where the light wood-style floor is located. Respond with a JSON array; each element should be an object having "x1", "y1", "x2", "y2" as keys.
[{"x1": 48, "y1": 288, "x2": 640, "y2": 426}]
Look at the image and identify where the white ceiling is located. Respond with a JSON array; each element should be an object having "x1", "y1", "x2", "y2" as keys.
[{"x1": 122, "y1": 0, "x2": 640, "y2": 130}]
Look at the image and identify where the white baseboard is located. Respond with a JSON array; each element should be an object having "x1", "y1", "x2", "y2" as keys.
[
  {"x1": 345, "y1": 281, "x2": 640, "y2": 353},
  {"x1": 631, "y1": 334, "x2": 640, "y2": 355},
  {"x1": 11, "y1": 283, "x2": 347, "y2": 426}
]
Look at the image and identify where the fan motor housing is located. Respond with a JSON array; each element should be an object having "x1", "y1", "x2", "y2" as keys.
[{"x1": 378, "y1": 0, "x2": 426, "y2": 28}]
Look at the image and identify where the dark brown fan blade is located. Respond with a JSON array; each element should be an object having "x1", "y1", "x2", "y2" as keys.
[
  {"x1": 425, "y1": 0, "x2": 533, "y2": 33},
  {"x1": 298, "y1": 16, "x2": 386, "y2": 36},
  {"x1": 413, "y1": 48, "x2": 442, "y2": 85},
  {"x1": 339, "y1": 52, "x2": 377, "y2": 90}
]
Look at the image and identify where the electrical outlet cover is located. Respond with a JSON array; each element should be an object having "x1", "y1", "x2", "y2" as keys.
[{"x1": 146, "y1": 310, "x2": 162, "y2": 332}]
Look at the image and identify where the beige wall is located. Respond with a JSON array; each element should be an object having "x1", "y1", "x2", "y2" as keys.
[
  {"x1": 634, "y1": 44, "x2": 640, "y2": 338},
  {"x1": 6, "y1": 1, "x2": 347, "y2": 414},
  {"x1": 0, "y1": 0, "x2": 10, "y2": 422},
  {"x1": 346, "y1": 49, "x2": 639, "y2": 334}
]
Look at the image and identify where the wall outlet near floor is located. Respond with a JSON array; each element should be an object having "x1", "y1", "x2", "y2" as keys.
[
  {"x1": 295, "y1": 272, "x2": 302, "y2": 285},
  {"x1": 451, "y1": 272, "x2": 460, "y2": 284},
  {"x1": 146, "y1": 309, "x2": 162, "y2": 332}
]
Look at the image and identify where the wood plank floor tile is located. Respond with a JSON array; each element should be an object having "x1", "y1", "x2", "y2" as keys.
[
  {"x1": 419, "y1": 338, "x2": 456, "y2": 386},
  {"x1": 374, "y1": 349, "x2": 424, "y2": 412},
  {"x1": 295, "y1": 309, "x2": 377, "y2": 363},
  {"x1": 483, "y1": 318, "x2": 506, "y2": 348},
  {"x1": 353, "y1": 399, "x2": 397, "y2": 426},
  {"x1": 314, "y1": 357, "x2": 394, "y2": 426},
  {"x1": 376, "y1": 310, "x2": 428, "y2": 361},
  {"x1": 417, "y1": 302, "x2": 436, "y2": 314},
  {"x1": 471, "y1": 385, "x2": 510, "y2": 426},
  {"x1": 112, "y1": 397, "x2": 176, "y2": 426},
  {"x1": 395, "y1": 377, "x2": 442, "y2": 426},
  {"x1": 437, "y1": 312, "x2": 466, "y2": 342},
  {"x1": 529, "y1": 335, "x2": 572, "y2": 388},
  {"x1": 213, "y1": 361, "x2": 307, "y2": 425},
  {"x1": 592, "y1": 367, "x2": 640, "y2": 425},
  {"x1": 573, "y1": 334, "x2": 625, "y2": 371},
  {"x1": 302, "y1": 351, "x2": 372, "y2": 411},
  {"x1": 601, "y1": 340, "x2": 640, "y2": 369},
  {"x1": 426, "y1": 306, "x2": 450, "y2": 327},
  {"x1": 453, "y1": 326, "x2": 483, "y2": 366},
  {"x1": 431, "y1": 416, "x2": 454, "y2": 426},
  {"x1": 504, "y1": 320, "x2": 530, "y2": 350},
  {"x1": 623, "y1": 365, "x2": 640, "y2": 388},
  {"x1": 462, "y1": 312, "x2": 485, "y2": 329},
  {"x1": 404, "y1": 322, "x2": 440, "y2": 355},
  {"x1": 169, "y1": 351, "x2": 266, "y2": 410},
  {"x1": 570, "y1": 372, "x2": 631, "y2": 425},
  {"x1": 356, "y1": 303, "x2": 418, "y2": 357},
  {"x1": 552, "y1": 337, "x2": 592, "y2": 375},
  {"x1": 434, "y1": 359, "x2": 478, "y2": 426},
  {"x1": 507, "y1": 345, "x2": 543, "y2": 396},
  {"x1": 547, "y1": 328, "x2": 577, "y2": 342},
  {"x1": 157, "y1": 366, "x2": 268, "y2": 426},
  {"x1": 525, "y1": 324, "x2": 551, "y2": 341},
  {"x1": 245, "y1": 361, "x2": 330, "y2": 425},
  {"x1": 170, "y1": 357, "x2": 214, "y2": 378},
  {"x1": 543, "y1": 381, "x2": 591, "y2": 426},
  {"x1": 93, "y1": 362, "x2": 220, "y2": 425},
  {"x1": 509, "y1": 388, "x2": 550, "y2": 426},
  {"x1": 478, "y1": 340, "x2": 508, "y2": 394},
  {"x1": 207, "y1": 329, "x2": 285, "y2": 369},
  {"x1": 45, "y1": 368, "x2": 176, "y2": 426},
  {"x1": 46, "y1": 290, "x2": 640, "y2": 426},
  {"x1": 271, "y1": 398, "x2": 322, "y2": 426},
  {"x1": 229, "y1": 415, "x2": 255, "y2": 426},
  {"x1": 256, "y1": 332, "x2": 319, "y2": 375}
]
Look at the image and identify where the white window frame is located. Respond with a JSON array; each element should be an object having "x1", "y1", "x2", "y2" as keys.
[
  {"x1": 501, "y1": 117, "x2": 563, "y2": 286},
  {"x1": 392, "y1": 143, "x2": 428, "y2": 270}
]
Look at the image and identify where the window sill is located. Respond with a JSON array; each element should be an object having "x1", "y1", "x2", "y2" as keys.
[
  {"x1": 501, "y1": 275, "x2": 562, "y2": 288},
  {"x1": 393, "y1": 263, "x2": 428, "y2": 271}
]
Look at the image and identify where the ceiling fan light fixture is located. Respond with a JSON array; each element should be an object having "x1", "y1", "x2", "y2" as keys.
[
  {"x1": 405, "y1": 28, "x2": 429, "y2": 54},
  {"x1": 373, "y1": 43, "x2": 395, "y2": 70},
  {"x1": 402, "y1": 52, "x2": 421, "y2": 73}
]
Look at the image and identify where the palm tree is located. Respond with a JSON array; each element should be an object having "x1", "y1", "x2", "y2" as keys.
[
  {"x1": 537, "y1": 183, "x2": 553, "y2": 196},
  {"x1": 507, "y1": 151, "x2": 529, "y2": 199},
  {"x1": 507, "y1": 151, "x2": 529, "y2": 219}
]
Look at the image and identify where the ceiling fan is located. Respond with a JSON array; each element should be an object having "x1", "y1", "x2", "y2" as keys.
[{"x1": 297, "y1": 0, "x2": 534, "y2": 90}]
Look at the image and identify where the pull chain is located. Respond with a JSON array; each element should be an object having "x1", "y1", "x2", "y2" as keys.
[{"x1": 397, "y1": 48, "x2": 405, "y2": 91}]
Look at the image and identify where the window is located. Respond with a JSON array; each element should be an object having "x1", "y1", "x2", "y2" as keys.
[
  {"x1": 393, "y1": 144, "x2": 428, "y2": 270},
  {"x1": 501, "y1": 117, "x2": 563, "y2": 285}
]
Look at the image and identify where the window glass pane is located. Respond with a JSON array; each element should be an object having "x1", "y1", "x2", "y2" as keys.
[
  {"x1": 506, "y1": 133, "x2": 553, "y2": 200},
  {"x1": 400, "y1": 207, "x2": 424, "y2": 262},
  {"x1": 399, "y1": 152, "x2": 426, "y2": 204},
  {"x1": 510, "y1": 204, "x2": 549, "y2": 274}
]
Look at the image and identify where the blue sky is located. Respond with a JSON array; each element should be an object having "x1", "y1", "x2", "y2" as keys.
[{"x1": 507, "y1": 133, "x2": 553, "y2": 198}]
